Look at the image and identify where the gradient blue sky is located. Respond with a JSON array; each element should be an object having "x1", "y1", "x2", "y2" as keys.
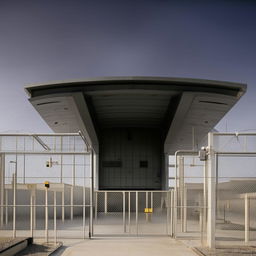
[{"x1": 0, "y1": 0, "x2": 255, "y2": 133}]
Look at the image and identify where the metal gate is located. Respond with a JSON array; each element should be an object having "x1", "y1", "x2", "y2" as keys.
[{"x1": 94, "y1": 190, "x2": 173, "y2": 236}]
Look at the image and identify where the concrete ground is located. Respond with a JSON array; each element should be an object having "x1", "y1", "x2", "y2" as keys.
[{"x1": 57, "y1": 237, "x2": 197, "y2": 256}]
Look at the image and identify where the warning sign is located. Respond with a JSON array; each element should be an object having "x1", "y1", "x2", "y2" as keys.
[{"x1": 144, "y1": 208, "x2": 153, "y2": 213}]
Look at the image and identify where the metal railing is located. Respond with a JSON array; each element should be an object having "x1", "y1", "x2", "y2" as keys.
[{"x1": 94, "y1": 190, "x2": 174, "y2": 236}]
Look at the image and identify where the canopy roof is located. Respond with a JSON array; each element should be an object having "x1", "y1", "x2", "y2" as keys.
[{"x1": 25, "y1": 77, "x2": 246, "y2": 153}]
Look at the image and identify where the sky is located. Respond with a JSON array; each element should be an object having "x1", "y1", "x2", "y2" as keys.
[{"x1": 0, "y1": 0, "x2": 256, "y2": 133}]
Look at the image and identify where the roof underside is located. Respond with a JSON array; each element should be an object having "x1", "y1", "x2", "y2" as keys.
[{"x1": 25, "y1": 77, "x2": 246, "y2": 153}]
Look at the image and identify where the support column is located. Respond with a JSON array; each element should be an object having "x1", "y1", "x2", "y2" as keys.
[{"x1": 207, "y1": 133, "x2": 216, "y2": 248}]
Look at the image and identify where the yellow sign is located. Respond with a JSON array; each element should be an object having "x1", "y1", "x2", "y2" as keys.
[
  {"x1": 144, "y1": 208, "x2": 153, "y2": 213},
  {"x1": 44, "y1": 181, "x2": 50, "y2": 188}
]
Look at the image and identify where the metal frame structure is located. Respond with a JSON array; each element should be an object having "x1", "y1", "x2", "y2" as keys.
[
  {"x1": 1, "y1": 131, "x2": 256, "y2": 249},
  {"x1": 94, "y1": 190, "x2": 173, "y2": 237},
  {"x1": 0, "y1": 132, "x2": 94, "y2": 243},
  {"x1": 170, "y1": 132, "x2": 256, "y2": 249}
]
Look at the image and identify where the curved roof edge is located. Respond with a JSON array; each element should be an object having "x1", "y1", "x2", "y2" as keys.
[{"x1": 25, "y1": 76, "x2": 247, "y2": 96}]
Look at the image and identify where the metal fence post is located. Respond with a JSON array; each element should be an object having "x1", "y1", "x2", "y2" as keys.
[
  {"x1": 245, "y1": 194, "x2": 250, "y2": 243},
  {"x1": 33, "y1": 190, "x2": 36, "y2": 230},
  {"x1": 104, "y1": 192, "x2": 108, "y2": 214},
  {"x1": 170, "y1": 190, "x2": 174, "y2": 237},
  {"x1": 136, "y1": 191, "x2": 138, "y2": 236},
  {"x1": 207, "y1": 133, "x2": 216, "y2": 248},
  {"x1": 5, "y1": 189, "x2": 8, "y2": 225},
  {"x1": 95, "y1": 191, "x2": 98, "y2": 221},
  {"x1": 62, "y1": 186, "x2": 65, "y2": 222},
  {"x1": 83, "y1": 186, "x2": 86, "y2": 239},
  {"x1": 146, "y1": 192, "x2": 148, "y2": 222},
  {"x1": 89, "y1": 150, "x2": 94, "y2": 238},
  {"x1": 123, "y1": 191, "x2": 126, "y2": 233},
  {"x1": 0, "y1": 154, "x2": 4, "y2": 227},
  {"x1": 179, "y1": 157, "x2": 184, "y2": 232},
  {"x1": 167, "y1": 191, "x2": 170, "y2": 235},
  {"x1": 128, "y1": 191, "x2": 131, "y2": 233},
  {"x1": 174, "y1": 189, "x2": 177, "y2": 238},
  {"x1": 30, "y1": 190, "x2": 33, "y2": 237},
  {"x1": 183, "y1": 186, "x2": 187, "y2": 233},
  {"x1": 54, "y1": 191, "x2": 57, "y2": 244},
  {"x1": 151, "y1": 192, "x2": 153, "y2": 210},
  {"x1": 45, "y1": 187, "x2": 48, "y2": 243},
  {"x1": 12, "y1": 172, "x2": 17, "y2": 238},
  {"x1": 70, "y1": 186, "x2": 74, "y2": 220}
]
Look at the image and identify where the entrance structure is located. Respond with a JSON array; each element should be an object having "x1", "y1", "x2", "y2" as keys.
[
  {"x1": 25, "y1": 77, "x2": 246, "y2": 191},
  {"x1": 0, "y1": 77, "x2": 252, "y2": 248}
]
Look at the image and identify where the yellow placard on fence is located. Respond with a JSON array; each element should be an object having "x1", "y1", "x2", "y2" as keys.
[
  {"x1": 144, "y1": 208, "x2": 153, "y2": 213},
  {"x1": 44, "y1": 181, "x2": 50, "y2": 188}
]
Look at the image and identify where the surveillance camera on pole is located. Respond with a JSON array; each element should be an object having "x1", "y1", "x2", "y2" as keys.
[
  {"x1": 199, "y1": 147, "x2": 207, "y2": 161},
  {"x1": 46, "y1": 157, "x2": 58, "y2": 167}
]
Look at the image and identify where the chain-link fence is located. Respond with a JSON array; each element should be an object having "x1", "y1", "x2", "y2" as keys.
[
  {"x1": 94, "y1": 190, "x2": 172, "y2": 236},
  {"x1": 0, "y1": 133, "x2": 93, "y2": 242},
  {"x1": 169, "y1": 154, "x2": 207, "y2": 246},
  {"x1": 214, "y1": 133, "x2": 256, "y2": 247}
]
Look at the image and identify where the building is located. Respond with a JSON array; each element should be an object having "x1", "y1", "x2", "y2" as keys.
[{"x1": 25, "y1": 77, "x2": 246, "y2": 191}]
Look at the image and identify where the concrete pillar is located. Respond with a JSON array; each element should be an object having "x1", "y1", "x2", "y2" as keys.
[{"x1": 207, "y1": 133, "x2": 216, "y2": 248}]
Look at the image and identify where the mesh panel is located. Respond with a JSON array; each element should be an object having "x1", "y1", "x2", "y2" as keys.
[
  {"x1": 94, "y1": 191, "x2": 172, "y2": 236},
  {"x1": 214, "y1": 134, "x2": 256, "y2": 247},
  {"x1": 0, "y1": 134, "x2": 90, "y2": 241}
]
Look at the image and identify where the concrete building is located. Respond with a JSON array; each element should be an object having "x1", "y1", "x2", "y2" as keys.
[
  {"x1": 1, "y1": 77, "x2": 251, "y2": 254},
  {"x1": 25, "y1": 77, "x2": 246, "y2": 191}
]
